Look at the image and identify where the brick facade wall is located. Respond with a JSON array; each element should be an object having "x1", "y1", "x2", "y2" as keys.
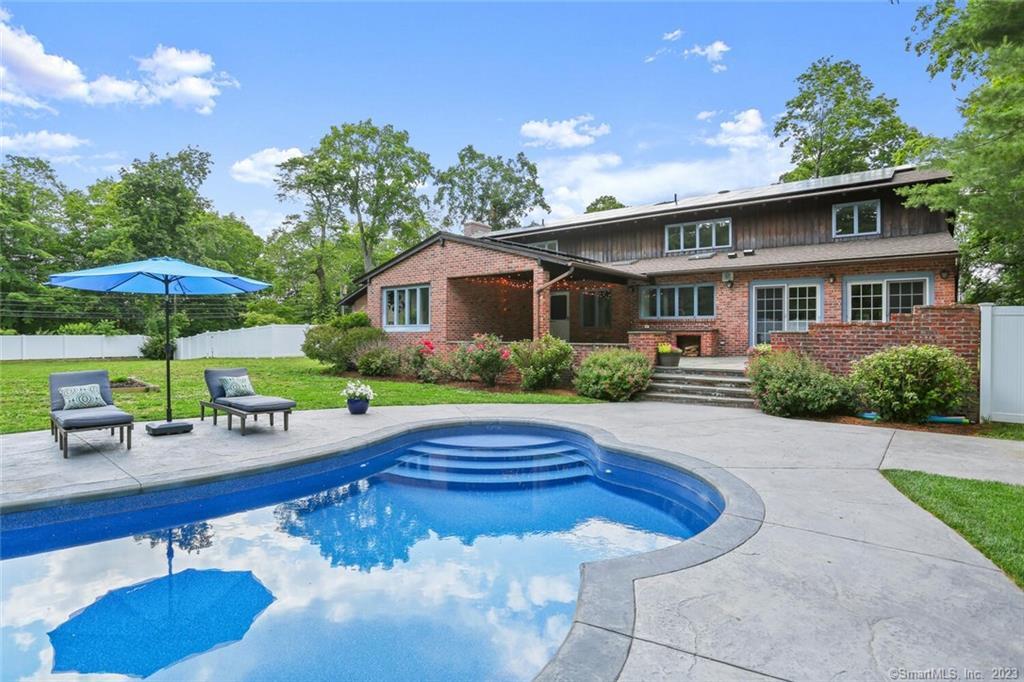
[
  {"x1": 772, "y1": 304, "x2": 980, "y2": 418},
  {"x1": 630, "y1": 255, "x2": 957, "y2": 356}
]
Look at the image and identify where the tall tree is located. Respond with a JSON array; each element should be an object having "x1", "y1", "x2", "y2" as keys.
[
  {"x1": 434, "y1": 145, "x2": 549, "y2": 231},
  {"x1": 585, "y1": 195, "x2": 626, "y2": 213},
  {"x1": 901, "y1": 1, "x2": 1024, "y2": 303},
  {"x1": 278, "y1": 120, "x2": 432, "y2": 276},
  {"x1": 115, "y1": 147, "x2": 212, "y2": 260},
  {"x1": 774, "y1": 57, "x2": 924, "y2": 181}
]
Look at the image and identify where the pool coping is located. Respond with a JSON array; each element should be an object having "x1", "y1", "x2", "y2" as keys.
[{"x1": 0, "y1": 416, "x2": 765, "y2": 681}]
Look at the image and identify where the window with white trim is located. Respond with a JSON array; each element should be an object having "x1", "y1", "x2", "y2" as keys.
[
  {"x1": 383, "y1": 285, "x2": 430, "y2": 329},
  {"x1": 848, "y1": 278, "x2": 927, "y2": 321},
  {"x1": 581, "y1": 290, "x2": 612, "y2": 328},
  {"x1": 832, "y1": 200, "x2": 881, "y2": 237},
  {"x1": 665, "y1": 218, "x2": 731, "y2": 253},
  {"x1": 529, "y1": 240, "x2": 559, "y2": 252},
  {"x1": 639, "y1": 284, "x2": 715, "y2": 318},
  {"x1": 753, "y1": 283, "x2": 821, "y2": 344}
]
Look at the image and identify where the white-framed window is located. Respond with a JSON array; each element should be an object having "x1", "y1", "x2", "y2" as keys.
[
  {"x1": 832, "y1": 199, "x2": 881, "y2": 238},
  {"x1": 848, "y1": 277, "x2": 927, "y2": 322},
  {"x1": 581, "y1": 290, "x2": 612, "y2": 328},
  {"x1": 382, "y1": 284, "x2": 430, "y2": 330},
  {"x1": 639, "y1": 284, "x2": 715, "y2": 319},
  {"x1": 529, "y1": 240, "x2": 559, "y2": 252},
  {"x1": 752, "y1": 283, "x2": 822, "y2": 345},
  {"x1": 665, "y1": 218, "x2": 731, "y2": 253}
]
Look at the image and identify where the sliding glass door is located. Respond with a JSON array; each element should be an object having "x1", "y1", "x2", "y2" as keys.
[{"x1": 753, "y1": 284, "x2": 820, "y2": 345}]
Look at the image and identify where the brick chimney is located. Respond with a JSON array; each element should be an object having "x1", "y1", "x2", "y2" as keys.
[{"x1": 463, "y1": 220, "x2": 492, "y2": 238}]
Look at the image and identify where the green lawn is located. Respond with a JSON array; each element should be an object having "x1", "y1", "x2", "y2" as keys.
[
  {"x1": 0, "y1": 357, "x2": 596, "y2": 434},
  {"x1": 883, "y1": 469, "x2": 1024, "y2": 588},
  {"x1": 978, "y1": 422, "x2": 1024, "y2": 442}
]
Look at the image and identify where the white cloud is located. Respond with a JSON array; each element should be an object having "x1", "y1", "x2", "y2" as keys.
[
  {"x1": 684, "y1": 40, "x2": 731, "y2": 72},
  {"x1": 520, "y1": 114, "x2": 611, "y2": 149},
  {"x1": 0, "y1": 10, "x2": 236, "y2": 114},
  {"x1": 662, "y1": 28, "x2": 682, "y2": 42},
  {"x1": 243, "y1": 209, "x2": 290, "y2": 237},
  {"x1": 231, "y1": 147, "x2": 303, "y2": 186},
  {"x1": 137, "y1": 45, "x2": 214, "y2": 82},
  {"x1": 531, "y1": 108, "x2": 788, "y2": 219},
  {"x1": 696, "y1": 110, "x2": 719, "y2": 122},
  {"x1": 0, "y1": 130, "x2": 89, "y2": 154},
  {"x1": 704, "y1": 108, "x2": 771, "y2": 149}
]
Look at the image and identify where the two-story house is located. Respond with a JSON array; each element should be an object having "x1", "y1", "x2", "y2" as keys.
[{"x1": 341, "y1": 166, "x2": 958, "y2": 358}]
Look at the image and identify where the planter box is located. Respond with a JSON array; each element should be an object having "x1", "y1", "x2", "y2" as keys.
[{"x1": 657, "y1": 353, "x2": 682, "y2": 368}]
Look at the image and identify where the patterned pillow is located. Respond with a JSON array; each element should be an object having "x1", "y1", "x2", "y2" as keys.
[
  {"x1": 221, "y1": 375, "x2": 256, "y2": 398},
  {"x1": 59, "y1": 384, "x2": 107, "y2": 410}
]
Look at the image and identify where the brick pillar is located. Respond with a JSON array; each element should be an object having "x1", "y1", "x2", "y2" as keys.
[
  {"x1": 533, "y1": 267, "x2": 550, "y2": 339},
  {"x1": 628, "y1": 331, "x2": 671, "y2": 364}
]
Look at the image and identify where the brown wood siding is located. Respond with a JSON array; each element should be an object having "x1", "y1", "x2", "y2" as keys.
[{"x1": 508, "y1": 187, "x2": 949, "y2": 263}]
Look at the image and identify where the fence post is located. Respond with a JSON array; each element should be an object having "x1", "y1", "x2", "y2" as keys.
[{"x1": 978, "y1": 303, "x2": 993, "y2": 422}]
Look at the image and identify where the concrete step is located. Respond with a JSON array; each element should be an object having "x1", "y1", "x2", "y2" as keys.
[
  {"x1": 655, "y1": 366, "x2": 748, "y2": 379},
  {"x1": 638, "y1": 392, "x2": 756, "y2": 408},
  {"x1": 651, "y1": 372, "x2": 751, "y2": 388},
  {"x1": 647, "y1": 382, "x2": 753, "y2": 398}
]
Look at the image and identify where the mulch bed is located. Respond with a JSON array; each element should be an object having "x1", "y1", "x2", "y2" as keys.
[
  {"x1": 335, "y1": 371, "x2": 579, "y2": 397},
  {"x1": 824, "y1": 414, "x2": 986, "y2": 437}
]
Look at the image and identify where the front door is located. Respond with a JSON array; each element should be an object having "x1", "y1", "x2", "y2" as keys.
[{"x1": 549, "y1": 292, "x2": 570, "y2": 340}]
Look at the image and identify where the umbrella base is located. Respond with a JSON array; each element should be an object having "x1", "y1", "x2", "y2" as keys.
[{"x1": 146, "y1": 421, "x2": 194, "y2": 436}]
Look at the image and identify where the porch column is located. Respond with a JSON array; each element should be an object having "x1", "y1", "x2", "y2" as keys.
[{"x1": 533, "y1": 267, "x2": 550, "y2": 340}]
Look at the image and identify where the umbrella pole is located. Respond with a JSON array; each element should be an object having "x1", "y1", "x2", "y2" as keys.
[{"x1": 164, "y1": 283, "x2": 172, "y2": 423}]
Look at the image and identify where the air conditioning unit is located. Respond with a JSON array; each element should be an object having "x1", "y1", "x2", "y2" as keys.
[{"x1": 721, "y1": 271, "x2": 734, "y2": 283}]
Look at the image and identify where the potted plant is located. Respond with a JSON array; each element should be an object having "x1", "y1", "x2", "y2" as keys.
[
  {"x1": 656, "y1": 342, "x2": 682, "y2": 367},
  {"x1": 343, "y1": 380, "x2": 375, "y2": 415}
]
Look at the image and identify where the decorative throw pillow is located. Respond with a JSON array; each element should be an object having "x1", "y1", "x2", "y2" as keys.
[
  {"x1": 221, "y1": 375, "x2": 256, "y2": 398},
  {"x1": 59, "y1": 384, "x2": 107, "y2": 410}
]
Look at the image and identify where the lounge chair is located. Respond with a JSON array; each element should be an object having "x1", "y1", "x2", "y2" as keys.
[
  {"x1": 200, "y1": 368, "x2": 296, "y2": 436},
  {"x1": 49, "y1": 370, "x2": 134, "y2": 458}
]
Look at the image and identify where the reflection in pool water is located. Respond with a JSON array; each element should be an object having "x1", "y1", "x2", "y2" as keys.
[{"x1": 1, "y1": 429, "x2": 719, "y2": 681}]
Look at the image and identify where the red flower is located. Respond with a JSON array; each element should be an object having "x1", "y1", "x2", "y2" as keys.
[{"x1": 500, "y1": 348, "x2": 510, "y2": 360}]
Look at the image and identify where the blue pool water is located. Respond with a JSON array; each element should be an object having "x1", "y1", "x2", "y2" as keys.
[{"x1": 0, "y1": 425, "x2": 722, "y2": 681}]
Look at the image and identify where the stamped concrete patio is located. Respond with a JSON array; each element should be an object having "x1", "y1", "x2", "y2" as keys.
[{"x1": 2, "y1": 402, "x2": 1022, "y2": 680}]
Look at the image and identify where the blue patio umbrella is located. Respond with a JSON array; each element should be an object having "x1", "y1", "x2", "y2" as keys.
[
  {"x1": 48, "y1": 257, "x2": 269, "y2": 435},
  {"x1": 48, "y1": 567, "x2": 275, "y2": 678}
]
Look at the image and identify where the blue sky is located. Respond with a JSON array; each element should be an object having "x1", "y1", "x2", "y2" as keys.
[{"x1": 2, "y1": 2, "x2": 964, "y2": 235}]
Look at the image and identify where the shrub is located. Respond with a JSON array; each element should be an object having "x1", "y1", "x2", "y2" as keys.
[
  {"x1": 573, "y1": 349, "x2": 652, "y2": 401},
  {"x1": 851, "y1": 344, "x2": 972, "y2": 422},
  {"x1": 746, "y1": 350, "x2": 855, "y2": 418},
  {"x1": 417, "y1": 355, "x2": 450, "y2": 384},
  {"x1": 509, "y1": 334, "x2": 574, "y2": 390},
  {"x1": 140, "y1": 335, "x2": 175, "y2": 360},
  {"x1": 49, "y1": 320, "x2": 127, "y2": 335},
  {"x1": 242, "y1": 312, "x2": 288, "y2": 327},
  {"x1": 329, "y1": 311, "x2": 371, "y2": 331},
  {"x1": 463, "y1": 333, "x2": 511, "y2": 387},
  {"x1": 0, "y1": 328, "x2": 17, "y2": 336},
  {"x1": 302, "y1": 324, "x2": 385, "y2": 371},
  {"x1": 444, "y1": 345, "x2": 476, "y2": 382},
  {"x1": 356, "y1": 343, "x2": 401, "y2": 377}
]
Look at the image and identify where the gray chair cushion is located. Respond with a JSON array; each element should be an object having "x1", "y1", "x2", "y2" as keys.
[
  {"x1": 49, "y1": 370, "x2": 114, "y2": 410},
  {"x1": 214, "y1": 395, "x2": 296, "y2": 412},
  {"x1": 204, "y1": 368, "x2": 248, "y2": 400},
  {"x1": 51, "y1": 405, "x2": 133, "y2": 429}
]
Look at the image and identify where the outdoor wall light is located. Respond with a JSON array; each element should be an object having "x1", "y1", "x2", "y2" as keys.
[
  {"x1": 940, "y1": 269, "x2": 951, "y2": 279},
  {"x1": 827, "y1": 273, "x2": 837, "y2": 284}
]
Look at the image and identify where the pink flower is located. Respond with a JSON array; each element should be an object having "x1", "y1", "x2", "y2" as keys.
[{"x1": 500, "y1": 348, "x2": 510, "y2": 360}]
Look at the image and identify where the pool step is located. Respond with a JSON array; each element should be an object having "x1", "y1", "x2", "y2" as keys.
[
  {"x1": 383, "y1": 435, "x2": 593, "y2": 489},
  {"x1": 397, "y1": 452, "x2": 588, "y2": 474}
]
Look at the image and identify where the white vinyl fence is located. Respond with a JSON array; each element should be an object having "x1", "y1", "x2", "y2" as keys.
[
  {"x1": 174, "y1": 324, "x2": 310, "y2": 360},
  {"x1": 0, "y1": 334, "x2": 147, "y2": 361},
  {"x1": 980, "y1": 304, "x2": 1024, "y2": 424}
]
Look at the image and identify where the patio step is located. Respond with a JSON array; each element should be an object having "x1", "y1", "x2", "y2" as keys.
[
  {"x1": 654, "y1": 366, "x2": 748, "y2": 379},
  {"x1": 652, "y1": 373, "x2": 751, "y2": 389},
  {"x1": 647, "y1": 382, "x2": 753, "y2": 398},
  {"x1": 638, "y1": 392, "x2": 756, "y2": 408}
]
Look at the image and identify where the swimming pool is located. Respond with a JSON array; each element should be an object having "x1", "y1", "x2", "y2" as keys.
[{"x1": 0, "y1": 422, "x2": 741, "y2": 681}]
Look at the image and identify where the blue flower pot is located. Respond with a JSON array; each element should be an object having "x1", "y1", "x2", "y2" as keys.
[{"x1": 347, "y1": 398, "x2": 370, "y2": 415}]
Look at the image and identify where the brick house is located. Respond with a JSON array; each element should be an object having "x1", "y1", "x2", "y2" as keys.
[{"x1": 341, "y1": 166, "x2": 958, "y2": 359}]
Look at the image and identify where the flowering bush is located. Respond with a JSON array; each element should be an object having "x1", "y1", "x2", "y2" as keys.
[
  {"x1": 509, "y1": 334, "x2": 573, "y2": 390},
  {"x1": 657, "y1": 343, "x2": 680, "y2": 354},
  {"x1": 342, "y1": 380, "x2": 375, "y2": 401},
  {"x1": 464, "y1": 333, "x2": 511, "y2": 387},
  {"x1": 574, "y1": 350, "x2": 653, "y2": 401}
]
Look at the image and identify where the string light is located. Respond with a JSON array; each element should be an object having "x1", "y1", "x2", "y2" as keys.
[{"x1": 458, "y1": 275, "x2": 624, "y2": 294}]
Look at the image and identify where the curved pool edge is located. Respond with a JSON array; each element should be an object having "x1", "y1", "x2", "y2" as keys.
[{"x1": 0, "y1": 416, "x2": 765, "y2": 682}]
